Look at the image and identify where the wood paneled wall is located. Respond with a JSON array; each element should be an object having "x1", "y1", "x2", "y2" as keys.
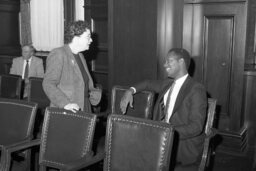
[
  {"x1": 0, "y1": 0, "x2": 20, "y2": 75},
  {"x1": 243, "y1": 69, "x2": 256, "y2": 149},
  {"x1": 245, "y1": 0, "x2": 256, "y2": 65},
  {"x1": 108, "y1": 0, "x2": 183, "y2": 89},
  {"x1": 0, "y1": 0, "x2": 20, "y2": 56}
]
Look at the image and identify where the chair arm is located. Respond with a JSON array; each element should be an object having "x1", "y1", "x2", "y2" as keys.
[
  {"x1": 62, "y1": 151, "x2": 105, "y2": 171},
  {"x1": 206, "y1": 128, "x2": 218, "y2": 138},
  {"x1": 0, "y1": 139, "x2": 41, "y2": 171},
  {"x1": 5, "y1": 139, "x2": 41, "y2": 153},
  {"x1": 95, "y1": 111, "x2": 108, "y2": 118}
]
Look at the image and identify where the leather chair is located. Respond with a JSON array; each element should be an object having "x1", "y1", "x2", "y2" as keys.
[
  {"x1": 27, "y1": 77, "x2": 50, "y2": 138},
  {"x1": 27, "y1": 77, "x2": 50, "y2": 110},
  {"x1": 0, "y1": 98, "x2": 38, "y2": 171},
  {"x1": 174, "y1": 98, "x2": 217, "y2": 171},
  {"x1": 104, "y1": 114, "x2": 175, "y2": 171},
  {"x1": 2, "y1": 108, "x2": 104, "y2": 171},
  {"x1": 111, "y1": 85, "x2": 155, "y2": 119},
  {"x1": 0, "y1": 74, "x2": 22, "y2": 99}
]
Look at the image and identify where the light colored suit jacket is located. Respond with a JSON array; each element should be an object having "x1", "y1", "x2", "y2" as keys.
[
  {"x1": 42, "y1": 45, "x2": 98, "y2": 112},
  {"x1": 134, "y1": 76, "x2": 207, "y2": 165},
  {"x1": 10, "y1": 56, "x2": 44, "y2": 78}
]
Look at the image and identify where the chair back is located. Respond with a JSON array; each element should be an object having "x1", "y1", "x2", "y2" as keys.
[
  {"x1": 39, "y1": 108, "x2": 97, "y2": 167},
  {"x1": 27, "y1": 77, "x2": 50, "y2": 109},
  {"x1": 199, "y1": 98, "x2": 217, "y2": 171},
  {"x1": 111, "y1": 85, "x2": 155, "y2": 119},
  {"x1": 104, "y1": 114, "x2": 174, "y2": 171},
  {"x1": 0, "y1": 98, "x2": 37, "y2": 145},
  {"x1": 0, "y1": 74, "x2": 22, "y2": 99}
]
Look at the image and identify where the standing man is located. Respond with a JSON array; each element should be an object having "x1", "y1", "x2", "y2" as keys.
[
  {"x1": 10, "y1": 44, "x2": 44, "y2": 98},
  {"x1": 43, "y1": 20, "x2": 101, "y2": 113},
  {"x1": 120, "y1": 48, "x2": 207, "y2": 167}
]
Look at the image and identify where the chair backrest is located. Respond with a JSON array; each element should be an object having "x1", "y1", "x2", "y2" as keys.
[
  {"x1": 104, "y1": 114, "x2": 174, "y2": 171},
  {"x1": 199, "y1": 98, "x2": 217, "y2": 171},
  {"x1": 0, "y1": 98, "x2": 38, "y2": 145},
  {"x1": 39, "y1": 108, "x2": 97, "y2": 167},
  {"x1": 27, "y1": 77, "x2": 50, "y2": 109},
  {"x1": 111, "y1": 85, "x2": 155, "y2": 119},
  {"x1": 0, "y1": 74, "x2": 22, "y2": 99}
]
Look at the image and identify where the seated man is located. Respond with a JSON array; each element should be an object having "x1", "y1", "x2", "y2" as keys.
[
  {"x1": 120, "y1": 48, "x2": 207, "y2": 167},
  {"x1": 10, "y1": 45, "x2": 44, "y2": 98}
]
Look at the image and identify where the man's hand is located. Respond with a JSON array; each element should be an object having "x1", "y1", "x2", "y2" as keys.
[
  {"x1": 120, "y1": 89, "x2": 134, "y2": 114},
  {"x1": 64, "y1": 103, "x2": 80, "y2": 113}
]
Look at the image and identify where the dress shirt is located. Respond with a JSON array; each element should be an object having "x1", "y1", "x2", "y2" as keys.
[
  {"x1": 164, "y1": 74, "x2": 188, "y2": 122},
  {"x1": 22, "y1": 57, "x2": 32, "y2": 79}
]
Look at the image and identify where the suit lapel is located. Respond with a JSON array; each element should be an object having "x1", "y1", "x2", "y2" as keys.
[
  {"x1": 18, "y1": 57, "x2": 24, "y2": 75},
  {"x1": 170, "y1": 76, "x2": 192, "y2": 118},
  {"x1": 158, "y1": 80, "x2": 174, "y2": 120}
]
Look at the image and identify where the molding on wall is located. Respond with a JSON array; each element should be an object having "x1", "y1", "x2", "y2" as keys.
[
  {"x1": 215, "y1": 125, "x2": 248, "y2": 155},
  {"x1": 184, "y1": 0, "x2": 246, "y2": 4}
]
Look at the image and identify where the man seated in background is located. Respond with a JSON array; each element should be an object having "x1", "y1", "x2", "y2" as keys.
[
  {"x1": 10, "y1": 44, "x2": 44, "y2": 98},
  {"x1": 120, "y1": 48, "x2": 207, "y2": 168}
]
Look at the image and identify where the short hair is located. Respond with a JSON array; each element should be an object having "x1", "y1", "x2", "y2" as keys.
[
  {"x1": 64, "y1": 20, "x2": 91, "y2": 44},
  {"x1": 167, "y1": 48, "x2": 191, "y2": 70}
]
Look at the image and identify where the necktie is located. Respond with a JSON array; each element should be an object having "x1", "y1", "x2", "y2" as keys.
[
  {"x1": 164, "y1": 81, "x2": 175, "y2": 122},
  {"x1": 24, "y1": 60, "x2": 29, "y2": 79}
]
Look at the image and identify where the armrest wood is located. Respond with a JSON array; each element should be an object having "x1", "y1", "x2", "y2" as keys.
[
  {"x1": 5, "y1": 139, "x2": 41, "y2": 153},
  {"x1": 95, "y1": 111, "x2": 108, "y2": 118},
  {"x1": 206, "y1": 128, "x2": 218, "y2": 138},
  {"x1": 62, "y1": 151, "x2": 105, "y2": 171}
]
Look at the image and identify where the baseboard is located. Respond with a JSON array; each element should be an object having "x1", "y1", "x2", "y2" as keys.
[{"x1": 215, "y1": 126, "x2": 248, "y2": 156}]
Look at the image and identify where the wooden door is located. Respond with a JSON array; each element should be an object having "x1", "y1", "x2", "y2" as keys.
[
  {"x1": 84, "y1": 0, "x2": 109, "y2": 110},
  {"x1": 183, "y1": 1, "x2": 247, "y2": 131}
]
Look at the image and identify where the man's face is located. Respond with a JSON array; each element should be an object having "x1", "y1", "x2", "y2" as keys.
[
  {"x1": 76, "y1": 29, "x2": 92, "y2": 52},
  {"x1": 22, "y1": 46, "x2": 33, "y2": 60},
  {"x1": 164, "y1": 52, "x2": 182, "y2": 78}
]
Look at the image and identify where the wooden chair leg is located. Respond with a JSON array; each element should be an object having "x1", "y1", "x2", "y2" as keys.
[{"x1": 39, "y1": 165, "x2": 47, "y2": 171}]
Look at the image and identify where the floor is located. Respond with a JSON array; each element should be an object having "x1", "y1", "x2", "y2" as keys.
[
  {"x1": 9, "y1": 150, "x2": 255, "y2": 171},
  {"x1": 210, "y1": 150, "x2": 254, "y2": 171}
]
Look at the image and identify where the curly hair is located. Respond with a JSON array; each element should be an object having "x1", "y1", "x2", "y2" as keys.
[{"x1": 64, "y1": 20, "x2": 91, "y2": 44}]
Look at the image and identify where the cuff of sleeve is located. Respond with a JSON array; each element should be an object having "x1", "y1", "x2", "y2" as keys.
[{"x1": 130, "y1": 87, "x2": 136, "y2": 94}]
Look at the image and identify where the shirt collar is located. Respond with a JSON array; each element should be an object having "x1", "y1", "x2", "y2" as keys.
[
  {"x1": 24, "y1": 57, "x2": 32, "y2": 63},
  {"x1": 175, "y1": 74, "x2": 188, "y2": 85}
]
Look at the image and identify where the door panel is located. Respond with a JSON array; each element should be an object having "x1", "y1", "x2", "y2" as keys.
[
  {"x1": 204, "y1": 16, "x2": 233, "y2": 116},
  {"x1": 183, "y1": 2, "x2": 246, "y2": 131}
]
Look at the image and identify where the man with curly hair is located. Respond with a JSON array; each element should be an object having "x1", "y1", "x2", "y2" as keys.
[{"x1": 43, "y1": 20, "x2": 101, "y2": 113}]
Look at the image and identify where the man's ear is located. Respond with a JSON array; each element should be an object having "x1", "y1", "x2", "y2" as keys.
[{"x1": 179, "y1": 58, "x2": 185, "y2": 64}]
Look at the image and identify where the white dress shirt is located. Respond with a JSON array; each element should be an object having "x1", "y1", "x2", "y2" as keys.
[
  {"x1": 164, "y1": 74, "x2": 188, "y2": 122},
  {"x1": 22, "y1": 57, "x2": 32, "y2": 79}
]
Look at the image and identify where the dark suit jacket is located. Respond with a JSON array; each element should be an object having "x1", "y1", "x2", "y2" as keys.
[
  {"x1": 134, "y1": 76, "x2": 207, "y2": 165},
  {"x1": 43, "y1": 45, "x2": 96, "y2": 112}
]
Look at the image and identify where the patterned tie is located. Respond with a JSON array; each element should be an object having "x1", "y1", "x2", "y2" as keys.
[
  {"x1": 24, "y1": 60, "x2": 29, "y2": 79},
  {"x1": 164, "y1": 81, "x2": 175, "y2": 122}
]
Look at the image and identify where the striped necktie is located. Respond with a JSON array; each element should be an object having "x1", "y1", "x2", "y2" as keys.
[
  {"x1": 24, "y1": 60, "x2": 29, "y2": 79},
  {"x1": 164, "y1": 81, "x2": 175, "y2": 122}
]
